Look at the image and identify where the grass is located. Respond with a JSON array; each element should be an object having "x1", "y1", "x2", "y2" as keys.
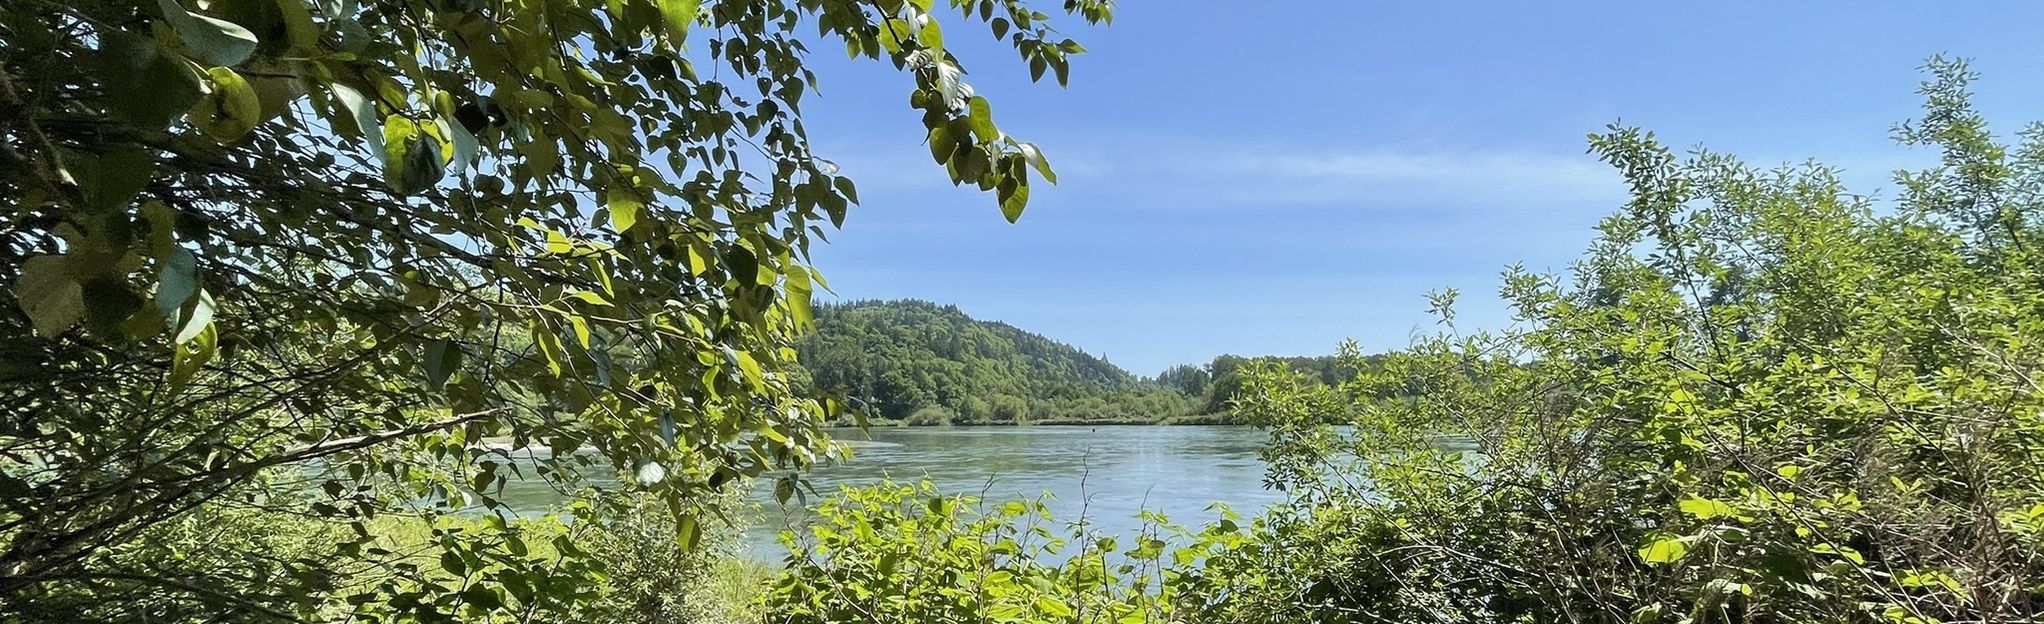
[
  {"x1": 697, "y1": 557, "x2": 777, "y2": 623},
  {"x1": 221, "y1": 508, "x2": 779, "y2": 622}
]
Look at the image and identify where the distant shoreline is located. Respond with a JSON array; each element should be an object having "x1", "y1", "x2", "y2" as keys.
[{"x1": 836, "y1": 413, "x2": 1242, "y2": 428}]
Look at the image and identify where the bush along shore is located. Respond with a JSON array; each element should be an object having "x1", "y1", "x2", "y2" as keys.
[{"x1": 757, "y1": 61, "x2": 2044, "y2": 623}]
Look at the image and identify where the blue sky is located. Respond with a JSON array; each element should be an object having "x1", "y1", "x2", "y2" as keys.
[{"x1": 781, "y1": 2, "x2": 2044, "y2": 376}]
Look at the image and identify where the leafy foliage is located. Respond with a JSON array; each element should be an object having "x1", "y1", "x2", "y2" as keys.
[
  {"x1": 796, "y1": 300, "x2": 1195, "y2": 424},
  {"x1": 569, "y1": 491, "x2": 765, "y2": 624},
  {"x1": 0, "y1": 0, "x2": 1109, "y2": 618},
  {"x1": 1158, "y1": 353, "x2": 1364, "y2": 416},
  {"x1": 761, "y1": 59, "x2": 2044, "y2": 624},
  {"x1": 1202, "y1": 59, "x2": 2044, "y2": 623},
  {"x1": 760, "y1": 480, "x2": 1249, "y2": 623}
]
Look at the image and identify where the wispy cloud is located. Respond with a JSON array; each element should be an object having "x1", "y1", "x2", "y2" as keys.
[
  {"x1": 830, "y1": 137, "x2": 1626, "y2": 209},
  {"x1": 1195, "y1": 147, "x2": 1625, "y2": 205}
]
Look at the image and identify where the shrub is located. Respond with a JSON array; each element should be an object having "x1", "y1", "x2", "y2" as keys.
[
  {"x1": 1206, "y1": 59, "x2": 2044, "y2": 623},
  {"x1": 759, "y1": 480, "x2": 1250, "y2": 623},
  {"x1": 572, "y1": 491, "x2": 762, "y2": 624},
  {"x1": 906, "y1": 406, "x2": 960, "y2": 426}
]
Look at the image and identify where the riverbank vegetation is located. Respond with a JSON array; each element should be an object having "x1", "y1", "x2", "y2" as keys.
[
  {"x1": 758, "y1": 60, "x2": 2044, "y2": 622},
  {"x1": 8, "y1": 0, "x2": 2043, "y2": 620}
]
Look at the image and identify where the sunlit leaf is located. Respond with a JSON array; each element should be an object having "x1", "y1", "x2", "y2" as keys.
[
  {"x1": 17, "y1": 256, "x2": 83, "y2": 338},
  {"x1": 188, "y1": 67, "x2": 262, "y2": 143},
  {"x1": 155, "y1": 0, "x2": 258, "y2": 67}
]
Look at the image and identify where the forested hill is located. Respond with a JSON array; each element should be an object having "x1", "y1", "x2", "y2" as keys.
[{"x1": 794, "y1": 300, "x2": 1197, "y2": 424}]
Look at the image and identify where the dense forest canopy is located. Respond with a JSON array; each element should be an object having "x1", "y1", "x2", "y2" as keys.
[
  {"x1": 795, "y1": 299, "x2": 1184, "y2": 424},
  {"x1": 789, "y1": 299, "x2": 1368, "y2": 424}
]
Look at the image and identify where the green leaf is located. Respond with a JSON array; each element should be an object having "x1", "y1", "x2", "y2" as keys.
[
  {"x1": 608, "y1": 190, "x2": 643, "y2": 233},
  {"x1": 174, "y1": 289, "x2": 215, "y2": 345},
  {"x1": 1639, "y1": 536, "x2": 1688, "y2": 564},
  {"x1": 1630, "y1": 604, "x2": 1665, "y2": 624},
  {"x1": 445, "y1": 117, "x2": 479, "y2": 172},
  {"x1": 439, "y1": 550, "x2": 467, "y2": 577},
  {"x1": 731, "y1": 350, "x2": 764, "y2": 391},
  {"x1": 565, "y1": 314, "x2": 591, "y2": 348},
  {"x1": 567, "y1": 290, "x2": 612, "y2": 306},
  {"x1": 998, "y1": 176, "x2": 1029, "y2": 223},
  {"x1": 531, "y1": 321, "x2": 565, "y2": 377},
  {"x1": 1678, "y1": 496, "x2": 1738, "y2": 520},
  {"x1": 656, "y1": 0, "x2": 700, "y2": 44},
  {"x1": 545, "y1": 229, "x2": 576, "y2": 255},
  {"x1": 1810, "y1": 543, "x2": 1865, "y2": 564},
  {"x1": 278, "y1": 0, "x2": 319, "y2": 52},
  {"x1": 423, "y1": 339, "x2": 461, "y2": 390},
  {"x1": 687, "y1": 242, "x2": 712, "y2": 275},
  {"x1": 1896, "y1": 569, "x2": 1964, "y2": 594},
  {"x1": 79, "y1": 276, "x2": 144, "y2": 337},
  {"x1": 156, "y1": 0, "x2": 258, "y2": 67},
  {"x1": 773, "y1": 477, "x2": 794, "y2": 505},
  {"x1": 927, "y1": 125, "x2": 956, "y2": 165},
  {"x1": 832, "y1": 175, "x2": 859, "y2": 204},
  {"x1": 382, "y1": 115, "x2": 416, "y2": 179},
  {"x1": 330, "y1": 84, "x2": 382, "y2": 145},
  {"x1": 169, "y1": 322, "x2": 216, "y2": 388},
  {"x1": 676, "y1": 514, "x2": 701, "y2": 550},
  {"x1": 1017, "y1": 143, "x2": 1056, "y2": 184},
  {"x1": 383, "y1": 117, "x2": 445, "y2": 194},
  {"x1": 405, "y1": 133, "x2": 446, "y2": 192},
  {"x1": 460, "y1": 586, "x2": 502, "y2": 610},
  {"x1": 784, "y1": 265, "x2": 814, "y2": 330},
  {"x1": 17, "y1": 256, "x2": 83, "y2": 338},
  {"x1": 99, "y1": 32, "x2": 205, "y2": 128},
  {"x1": 917, "y1": 17, "x2": 944, "y2": 57},
  {"x1": 1034, "y1": 597, "x2": 1073, "y2": 617},
  {"x1": 188, "y1": 67, "x2": 262, "y2": 143},
  {"x1": 966, "y1": 96, "x2": 996, "y2": 142},
  {"x1": 155, "y1": 248, "x2": 198, "y2": 321},
  {"x1": 75, "y1": 148, "x2": 157, "y2": 212},
  {"x1": 726, "y1": 245, "x2": 759, "y2": 287},
  {"x1": 878, "y1": 18, "x2": 913, "y2": 55}
]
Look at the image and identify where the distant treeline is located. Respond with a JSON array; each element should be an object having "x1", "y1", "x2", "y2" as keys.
[
  {"x1": 792, "y1": 299, "x2": 1363, "y2": 425},
  {"x1": 1154, "y1": 354, "x2": 1361, "y2": 415}
]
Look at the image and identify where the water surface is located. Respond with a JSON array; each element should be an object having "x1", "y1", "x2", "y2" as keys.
[{"x1": 502, "y1": 425, "x2": 1283, "y2": 559}]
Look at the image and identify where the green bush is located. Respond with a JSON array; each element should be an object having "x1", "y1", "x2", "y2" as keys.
[
  {"x1": 22, "y1": 480, "x2": 766, "y2": 623},
  {"x1": 906, "y1": 406, "x2": 960, "y2": 427},
  {"x1": 1200, "y1": 58, "x2": 2044, "y2": 623},
  {"x1": 759, "y1": 480, "x2": 1251, "y2": 623},
  {"x1": 764, "y1": 60, "x2": 2044, "y2": 624},
  {"x1": 570, "y1": 491, "x2": 764, "y2": 624}
]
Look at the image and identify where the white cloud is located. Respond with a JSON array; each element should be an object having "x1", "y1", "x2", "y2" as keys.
[
  {"x1": 815, "y1": 134, "x2": 1634, "y2": 217},
  {"x1": 1203, "y1": 148, "x2": 1625, "y2": 204}
]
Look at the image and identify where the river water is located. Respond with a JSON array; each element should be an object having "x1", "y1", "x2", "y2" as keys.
[{"x1": 498, "y1": 425, "x2": 1285, "y2": 560}]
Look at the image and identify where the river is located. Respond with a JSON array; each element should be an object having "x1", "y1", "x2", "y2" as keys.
[{"x1": 497, "y1": 425, "x2": 1284, "y2": 560}]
